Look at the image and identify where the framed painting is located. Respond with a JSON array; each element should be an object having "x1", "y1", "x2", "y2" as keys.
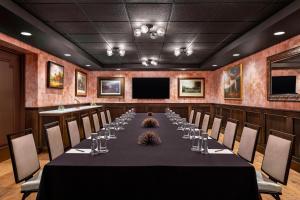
[
  {"x1": 75, "y1": 70, "x2": 87, "y2": 97},
  {"x1": 224, "y1": 64, "x2": 243, "y2": 100},
  {"x1": 178, "y1": 78, "x2": 205, "y2": 98},
  {"x1": 47, "y1": 61, "x2": 64, "y2": 89},
  {"x1": 97, "y1": 77, "x2": 124, "y2": 98}
]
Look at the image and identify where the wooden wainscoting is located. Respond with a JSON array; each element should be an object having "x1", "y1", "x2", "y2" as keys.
[
  {"x1": 211, "y1": 104, "x2": 300, "y2": 172},
  {"x1": 23, "y1": 102, "x2": 300, "y2": 172}
]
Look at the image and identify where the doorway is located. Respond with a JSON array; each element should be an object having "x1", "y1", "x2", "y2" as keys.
[{"x1": 0, "y1": 47, "x2": 25, "y2": 161}]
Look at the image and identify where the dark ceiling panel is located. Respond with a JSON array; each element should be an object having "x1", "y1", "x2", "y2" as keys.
[
  {"x1": 4, "y1": 0, "x2": 297, "y2": 70},
  {"x1": 94, "y1": 22, "x2": 132, "y2": 33},
  {"x1": 126, "y1": 4, "x2": 172, "y2": 21},
  {"x1": 80, "y1": 4, "x2": 128, "y2": 21},
  {"x1": 102, "y1": 34, "x2": 133, "y2": 42},
  {"x1": 165, "y1": 33, "x2": 197, "y2": 42},
  {"x1": 167, "y1": 22, "x2": 256, "y2": 34},
  {"x1": 68, "y1": 34, "x2": 104, "y2": 43},
  {"x1": 22, "y1": 3, "x2": 87, "y2": 22},
  {"x1": 50, "y1": 22, "x2": 97, "y2": 34}
]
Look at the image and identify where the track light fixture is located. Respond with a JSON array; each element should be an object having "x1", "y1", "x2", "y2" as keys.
[
  {"x1": 134, "y1": 24, "x2": 165, "y2": 39},
  {"x1": 142, "y1": 57, "x2": 158, "y2": 66},
  {"x1": 174, "y1": 47, "x2": 193, "y2": 57},
  {"x1": 107, "y1": 47, "x2": 125, "y2": 57}
]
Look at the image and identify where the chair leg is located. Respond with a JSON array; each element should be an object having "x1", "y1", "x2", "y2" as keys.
[
  {"x1": 271, "y1": 193, "x2": 281, "y2": 200},
  {"x1": 22, "y1": 192, "x2": 30, "y2": 200}
]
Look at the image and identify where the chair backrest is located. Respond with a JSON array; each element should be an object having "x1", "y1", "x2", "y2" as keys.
[
  {"x1": 100, "y1": 111, "x2": 107, "y2": 127},
  {"x1": 66, "y1": 118, "x2": 81, "y2": 147},
  {"x1": 210, "y1": 116, "x2": 222, "y2": 140},
  {"x1": 81, "y1": 114, "x2": 92, "y2": 139},
  {"x1": 44, "y1": 122, "x2": 64, "y2": 161},
  {"x1": 7, "y1": 129, "x2": 40, "y2": 183},
  {"x1": 223, "y1": 118, "x2": 239, "y2": 150},
  {"x1": 194, "y1": 112, "x2": 201, "y2": 127},
  {"x1": 106, "y1": 110, "x2": 112, "y2": 124},
  {"x1": 261, "y1": 129, "x2": 294, "y2": 185},
  {"x1": 92, "y1": 112, "x2": 100, "y2": 132},
  {"x1": 201, "y1": 113, "x2": 210, "y2": 132},
  {"x1": 188, "y1": 109, "x2": 194, "y2": 124},
  {"x1": 237, "y1": 123, "x2": 260, "y2": 163}
]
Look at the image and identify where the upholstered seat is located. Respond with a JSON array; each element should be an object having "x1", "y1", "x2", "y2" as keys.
[
  {"x1": 256, "y1": 130, "x2": 294, "y2": 200},
  {"x1": 201, "y1": 114, "x2": 210, "y2": 132},
  {"x1": 7, "y1": 129, "x2": 42, "y2": 199},
  {"x1": 256, "y1": 171, "x2": 282, "y2": 194},
  {"x1": 210, "y1": 116, "x2": 222, "y2": 141},
  {"x1": 44, "y1": 122, "x2": 64, "y2": 160},
  {"x1": 82, "y1": 114, "x2": 92, "y2": 139},
  {"x1": 66, "y1": 118, "x2": 81, "y2": 147},
  {"x1": 222, "y1": 119, "x2": 239, "y2": 150},
  {"x1": 21, "y1": 170, "x2": 43, "y2": 192}
]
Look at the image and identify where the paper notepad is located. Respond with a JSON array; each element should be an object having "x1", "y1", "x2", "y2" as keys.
[
  {"x1": 208, "y1": 149, "x2": 233, "y2": 154},
  {"x1": 66, "y1": 149, "x2": 91, "y2": 154}
]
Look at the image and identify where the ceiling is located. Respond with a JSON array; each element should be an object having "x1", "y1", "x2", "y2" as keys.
[{"x1": 1, "y1": 0, "x2": 299, "y2": 70}]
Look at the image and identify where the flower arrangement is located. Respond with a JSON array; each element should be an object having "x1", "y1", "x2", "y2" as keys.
[
  {"x1": 141, "y1": 118, "x2": 160, "y2": 128},
  {"x1": 137, "y1": 131, "x2": 162, "y2": 145},
  {"x1": 147, "y1": 112, "x2": 153, "y2": 116}
]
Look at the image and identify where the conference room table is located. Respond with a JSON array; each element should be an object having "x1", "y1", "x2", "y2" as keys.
[{"x1": 37, "y1": 113, "x2": 259, "y2": 200}]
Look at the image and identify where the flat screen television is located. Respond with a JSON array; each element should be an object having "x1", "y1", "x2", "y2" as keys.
[
  {"x1": 272, "y1": 76, "x2": 296, "y2": 94},
  {"x1": 132, "y1": 78, "x2": 170, "y2": 99}
]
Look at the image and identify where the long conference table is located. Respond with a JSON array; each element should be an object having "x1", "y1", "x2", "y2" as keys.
[{"x1": 37, "y1": 113, "x2": 259, "y2": 200}]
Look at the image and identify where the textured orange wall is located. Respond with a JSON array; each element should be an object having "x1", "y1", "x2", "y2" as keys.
[
  {"x1": 1, "y1": 32, "x2": 300, "y2": 110},
  {"x1": 89, "y1": 71, "x2": 213, "y2": 103},
  {"x1": 212, "y1": 34, "x2": 300, "y2": 110}
]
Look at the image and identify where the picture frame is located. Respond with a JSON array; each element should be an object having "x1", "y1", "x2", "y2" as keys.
[
  {"x1": 97, "y1": 77, "x2": 125, "y2": 98},
  {"x1": 47, "y1": 61, "x2": 64, "y2": 89},
  {"x1": 75, "y1": 70, "x2": 87, "y2": 97},
  {"x1": 178, "y1": 78, "x2": 205, "y2": 98},
  {"x1": 224, "y1": 64, "x2": 243, "y2": 100}
]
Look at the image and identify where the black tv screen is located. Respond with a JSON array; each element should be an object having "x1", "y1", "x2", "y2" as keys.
[
  {"x1": 132, "y1": 78, "x2": 170, "y2": 99},
  {"x1": 272, "y1": 76, "x2": 296, "y2": 94}
]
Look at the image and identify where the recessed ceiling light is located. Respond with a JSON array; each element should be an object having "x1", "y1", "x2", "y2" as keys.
[
  {"x1": 274, "y1": 31, "x2": 285, "y2": 36},
  {"x1": 116, "y1": 68, "x2": 121, "y2": 71},
  {"x1": 212, "y1": 64, "x2": 218, "y2": 67},
  {"x1": 64, "y1": 53, "x2": 71, "y2": 57},
  {"x1": 181, "y1": 68, "x2": 186, "y2": 71},
  {"x1": 85, "y1": 64, "x2": 91, "y2": 67},
  {"x1": 233, "y1": 53, "x2": 240, "y2": 57},
  {"x1": 20, "y1": 32, "x2": 32, "y2": 36}
]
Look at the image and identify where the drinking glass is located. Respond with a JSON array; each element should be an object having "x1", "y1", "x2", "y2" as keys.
[
  {"x1": 98, "y1": 130, "x2": 109, "y2": 153},
  {"x1": 90, "y1": 133, "x2": 99, "y2": 156}
]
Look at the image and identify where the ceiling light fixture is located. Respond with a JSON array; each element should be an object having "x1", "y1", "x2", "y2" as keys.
[
  {"x1": 273, "y1": 31, "x2": 286, "y2": 36},
  {"x1": 212, "y1": 64, "x2": 218, "y2": 67},
  {"x1": 107, "y1": 47, "x2": 126, "y2": 57},
  {"x1": 174, "y1": 47, "x2": 193, "y2": 57},
  {"x1": 134, "y1": 24, "x2": 165, "y2": 40},
  {"x1": 142, "y1": 57, "x2": 158, "y2": 66},
  {"x1": 85, "y1": 64, "x2": 91, "y2": 67},
  {"x1": 233, "y1": 53, "x2": 240, "y2": 57},
  {"x1": 64, "y1": 53, "x2": 71, "y2": 57},
  {"x1": 20, "y1": 32, "x2": 32, "y2": 36},
  {"x1": 116, "y1": 68, "x2": 121, "y2": 71}
]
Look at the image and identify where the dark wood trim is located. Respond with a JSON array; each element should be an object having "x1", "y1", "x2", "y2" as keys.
[
  {"x1": 267, "y1": 45, "x2": 300, "y2": 102},
  {"x1": 75, "y1": 69, "x2": 87, "y2": 97},
  {"x1": 177, "y1": 77, "x2": 205, "y2": 98}
]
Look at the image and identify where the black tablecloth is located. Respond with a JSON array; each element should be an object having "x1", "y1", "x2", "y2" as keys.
[{"x1": 37, "y1": 113, "x2": 259, "y2": 200}]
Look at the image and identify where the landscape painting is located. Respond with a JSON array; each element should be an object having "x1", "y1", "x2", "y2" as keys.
[
  {"x1": 178, "y1": 78, "x2": 205, "y2": 97},
  {"x1": 98, "y1": 77, "x2": 124, "y2": 97},
  {"x1": 75, "y1": 70, "x2": 87, "y2": 96},
  {"x1": 224, "y1": 64, "x2": 243, "y2": 99},
  {"x1": 47, "y1": 61, "x2": 64, "y2": 89}
]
